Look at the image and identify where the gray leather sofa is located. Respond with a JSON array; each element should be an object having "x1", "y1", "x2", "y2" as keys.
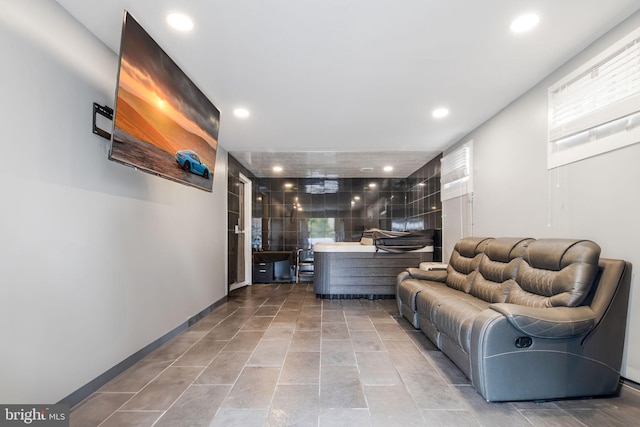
[{"x1": 397, "y1": 237, "x2": 631, "y2": 402}]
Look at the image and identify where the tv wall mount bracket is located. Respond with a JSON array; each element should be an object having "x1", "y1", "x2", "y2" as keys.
[{"x1": 93, "y1": 102, "x2": 113, "y2": 140}]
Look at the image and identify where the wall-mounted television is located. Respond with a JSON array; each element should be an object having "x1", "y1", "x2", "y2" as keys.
[{"x1": 110, "y1": 10, "x2": 219, "y2": 192}]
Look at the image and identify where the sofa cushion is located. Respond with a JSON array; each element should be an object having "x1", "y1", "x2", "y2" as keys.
[
  {"x1": 469, "y1": 238, "x2": 532, "y2": 303},
  {"x1": 397, "y1": 278, "x2": 434, "y2": 312},
  {"x1": 506, "y1": 239, "x2": 601, "y2": 308},
  {"x1": 434, "y1": 296, "x2": 490, "y2": 353},
  {"x1": 415, "y1": 282, "x2": 465, "y2": 323},
  {"x1": 445, "y1": 237, "x2": 493, "y2": 293}
]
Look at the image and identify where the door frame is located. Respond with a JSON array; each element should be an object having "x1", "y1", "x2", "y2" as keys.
[{"x1": 229, "y1": 173, "x2": 253, "y2": 291}]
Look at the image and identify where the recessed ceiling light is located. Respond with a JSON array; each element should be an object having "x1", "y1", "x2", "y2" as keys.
[
  {"x1": 510, "y1": 13, "x2": 539, "y2": 33},
  {"x1": 273, "y1": 166, "x2": 283, "y2": 173},
  {"x1": 369, "y1": 182, "x2": 377, "y2": 188},
  {"x1": 234, "y1": 108, "x2": 250, "y2": 118},
  {"x1": 360, "y1": 167, "x2": 373, "y2": 172},
  {"x1": 432, "y1": 107, "x2": 449, "y2": 119},
  {"x1": 284, "y1": 183, "x2": 293, "y2": 188},
  {"x1": 166, "y1": 13, "x2": 194, "y2": 32},
  {"x1": 383, "y1": 166, "x2": 393, "y2": 172}
]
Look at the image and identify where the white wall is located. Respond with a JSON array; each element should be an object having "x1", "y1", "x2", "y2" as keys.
[
  {"x1": 0, "y1": 1, "x2": 228, "y2": 403},
  {"x1": 444, "y1": 10, "x2": 640, "y2": 382}
]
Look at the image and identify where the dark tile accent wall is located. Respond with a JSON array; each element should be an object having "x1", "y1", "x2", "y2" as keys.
[
  {"x1": 406, "y1": 153, "x2": 443, "y2": 260},
  {"x1": 251, "y1": 155, "x2": 443, "y2": 261}
]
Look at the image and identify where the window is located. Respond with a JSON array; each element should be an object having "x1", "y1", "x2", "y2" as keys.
[
  {"x1": 548, "y1": 27, "x2": 640, "y2": 169},
  {"x1": 441, "y1": 141, "x2": 472, "y2": 201}
]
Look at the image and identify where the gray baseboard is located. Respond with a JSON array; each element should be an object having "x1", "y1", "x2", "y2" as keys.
[{"x1": 59, "y1": 296, "x2": 228, "y2": 408}]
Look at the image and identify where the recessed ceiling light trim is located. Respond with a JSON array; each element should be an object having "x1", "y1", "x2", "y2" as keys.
[
  {"x1": 166, "y1": 13, "x2": 194, "y2": 32},
  {"x1": 510, "y1": 13, "x2": 540, "y2": 33},
  {"x1": 432, "y1": 107, "x2": 449, "y2": 119},
  {"x1": 234, "y1": 107, "x2": 250, "y2": 118}
]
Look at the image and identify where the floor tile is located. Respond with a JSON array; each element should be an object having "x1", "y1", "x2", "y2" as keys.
[
  {"x1": 323, "y1": 310, "x2": 346, "y2": 322},
  {"x1": 289, "y1": 330, "x2": 321, "y2": 352},
  {"x1": 346, "y1": 315, "x2": 376, "y2": 331},
  {"x1": 247, "y1": 339, "x2": 289, "y2": 366},
  {"x1": 99, "y1": 410, "x2": 162, "y2": 427},
  {"x1": 69, "y1": 392, "x2": 134, "y2": 427},
  {"x1": 120, "y1": 366, "x2": 203, "y2": 411},
  {"x1": 266, "y1": 384, "x2": 320, "y2": 426},
  {"x1": 98, "y1": 359, "x2": 172, "y2": 393},
  {"x1": 279, "y1": 351, "x2": 320, "y2": 384},
  {"x1": 144, "y1": 336, "x2": 201, "y2": 362},
  {"x1": 154, "y1": 384, "x2": 231, "y2": 427},
  {"x1": 517, "y1": 408, "x2": 587, "y2": 427},
  {"x1": 221, "y1": 366, "x2": 280, "y2": 410},
  {"x1": 321, "y1": 339, "x2": 356, "y2": 366},
  {"x1": 261, "y1": 324, "x2": 295, "y2": 341},
  {"x1": 322, "y1": 322, "x2": 350, "y2": 339},
  {"x1": 223, "y1": 330, "x2": 265, "y2": 352},
  {"x1": 365, "y1": 385, "x2": 424, "y2": 427},
  {"x1": 242, "y1": 316, "x2": 274, "y2": 331},
  {"x1": 563, "y1": 405, "x2": 640, "y2": 427},
  {"x1": 351, "y1": 330, "x2": 385, "y2": 351},
  {"x1": 296, "y1": 315, "x2": 322, "y2": 330},
  {"x1": 172, "y1": 339, "x2": 227, "y2": 366},
  {"x1": 319, "y1": 408, "x2": 372, "y2": 427},
  {"x1": 356, "y1": 352, "x2": 402, "y2": 386},
  {"x1": 320, "y1": 365, "x2": 367, "y2": 408},
  {"x1": 420, "y1": 409, "x2": 481, "y2": 426},
  {"x1": 210, "y1": 409, "x2": 269, "y2": 427},
  {"x1": 195, "y1": 351, "x2": 251, "y2": 384},
  {"x1": 254, "y1": 306, "x2": 281, "y2": 316},
  {"x1": 375, "y1": 321, "x2": 411, "y2": 340}
]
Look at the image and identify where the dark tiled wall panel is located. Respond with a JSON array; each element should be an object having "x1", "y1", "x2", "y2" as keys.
[{"x1": 251, "y1": 154, "x2": 442, "y2": 260}]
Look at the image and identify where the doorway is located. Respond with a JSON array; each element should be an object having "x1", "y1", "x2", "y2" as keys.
[{"x1": 229, "y1": 173, "x2": 253, "y2": 291}]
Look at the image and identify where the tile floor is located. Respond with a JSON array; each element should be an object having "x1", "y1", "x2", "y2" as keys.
[{"x1": 70, "y1": 283, "x2": 640, "y2": 427}]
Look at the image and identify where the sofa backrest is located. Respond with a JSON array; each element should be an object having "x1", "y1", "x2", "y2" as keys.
[
  {"x1": 506, "y1": 239, "x2": 601, "y2": 308},
  {"x1": 446, "y1": 237, "x2": 493, "y2": 292},
  {"x1": 469, "y1": 238, "x2": 532, "y2": 302}
]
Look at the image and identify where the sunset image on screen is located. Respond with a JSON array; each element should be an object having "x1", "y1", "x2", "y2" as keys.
[{"x1": 110, "y1": 12, "x2": 220, "y2": 192}]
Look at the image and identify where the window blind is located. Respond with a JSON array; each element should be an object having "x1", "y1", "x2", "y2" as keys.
[
  {"x1": 441, "y1": 142, "x2": 472, "y2": 201},
  {"x1": 548, "y1": 27, "x2": 640, "y2": 168}
]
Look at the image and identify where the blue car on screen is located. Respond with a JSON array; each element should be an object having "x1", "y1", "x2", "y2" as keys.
[{"x1": 176, "y1": 149, "x2": 210, "y2": 179}]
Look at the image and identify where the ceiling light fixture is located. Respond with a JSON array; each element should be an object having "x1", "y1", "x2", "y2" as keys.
[
  {"x1": 273, "y1": 166, "x2": 283, "y2": 173},
  {"x1": 234, "y1": 108, "x2": 250, "y2": 118},
  {"x1": 166, "y1": 13, "x2": 194, "y2": 32},
  {"x1": 510, "y1": 13, "x2": 540, "y2": 33},
  {"x1": 432, "y1": 107, "x2": 449, "y2": 119},
  {"x1": 383, "y1": 166, "x2": 393, "y2": 172}
]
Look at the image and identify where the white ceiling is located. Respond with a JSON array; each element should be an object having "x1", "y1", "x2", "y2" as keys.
[{"x1": 56, "y1": 0, "x2": 640, "y2": 178}]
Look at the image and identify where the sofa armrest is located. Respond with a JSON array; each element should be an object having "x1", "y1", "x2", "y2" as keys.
[
  {"x1": 489, "y1": 303, "x2": 596, "y2": 339},
  {"x1": 405, "y1": 267, "x2": 447, "y2": 282}
]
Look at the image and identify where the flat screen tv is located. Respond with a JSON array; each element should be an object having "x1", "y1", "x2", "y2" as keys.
[{"x1": 110, "y1": 11, "x2": 219, "y2": 192}]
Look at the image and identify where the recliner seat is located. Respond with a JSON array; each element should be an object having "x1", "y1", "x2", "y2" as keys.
[{"x1": 397, "y1": 237, "x2": 632, "y2": 402}]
